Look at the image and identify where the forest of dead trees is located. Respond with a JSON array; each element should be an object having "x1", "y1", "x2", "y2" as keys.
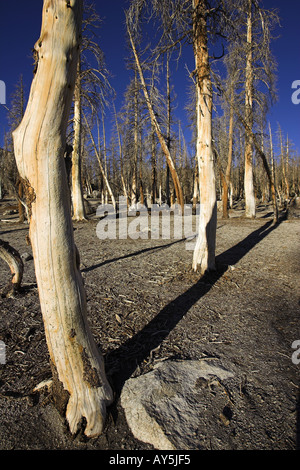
[
  {"x1": 0, "y1": 1, "x2": 299, "y2": 221},
  {"x1": 0, "y1": 0, "x2": 299, "y2": 439}
]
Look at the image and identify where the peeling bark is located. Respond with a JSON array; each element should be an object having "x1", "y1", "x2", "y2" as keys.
[{"x1": 13, "y1": 0, "x2": 113, "y2": 438}]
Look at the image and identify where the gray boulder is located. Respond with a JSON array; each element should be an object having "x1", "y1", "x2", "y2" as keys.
[{"x1": 121, "y1": 359, "x2": 234, "y2": 450}]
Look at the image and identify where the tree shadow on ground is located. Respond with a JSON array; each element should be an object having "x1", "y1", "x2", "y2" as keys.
[
  {"x1": 106, "y1": 218, "x2": 282, "y2": 399},
  {"x1": 82, "y1": 238, "x2": 186, "y2": 273}
]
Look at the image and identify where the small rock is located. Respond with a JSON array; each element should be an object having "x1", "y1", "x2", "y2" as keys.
[{"x1": 21, "y1": 252, "x2": 33, "y2": 262}]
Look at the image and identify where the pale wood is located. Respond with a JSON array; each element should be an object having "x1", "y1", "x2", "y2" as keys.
[
  {"x1": 83, "y1": 112, "x2": 116, "y2": 211},
  {"x1": 244, "y1": 0, "x2": 256, "y2": 219},
  {"x1": 13, "y1": 0, "x2": 113, "y2": 437},
  {"x1": 192, "y1": 0, "x2": 217, "y2": 274}
]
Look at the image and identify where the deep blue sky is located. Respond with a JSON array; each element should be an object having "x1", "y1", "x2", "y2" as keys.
[{"x1": 0, "y1": 0, "x2": 299, "y2": 156}]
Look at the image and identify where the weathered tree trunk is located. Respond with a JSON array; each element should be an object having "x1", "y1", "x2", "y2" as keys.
[
  {"x1": 222, "y1": 90, "x2": 234, "y2": 219},
  {"x1": 127, "y1": 21, "x2": 185, "y2": 212},
  {"x1": 166, "y1": 54, "x2": 171, "y2": 207},
  {"x1": 192, "y1": 156, "x2": 199, "y2": 212},
  {"x1": 72, "y1": 60, "x2": 87, "y2": 221},
  {"x1": 0, "y1": 239, "x2": 23, "y2": 298},
  {"x1": 13, "y1": 0, "x2": 113, "y2": 437},
  {"x1": 286, "y1": 138, "x2": 290, "y2": 200},
  {"x1": 114, "y1": 103, "x2": 130, "y2": 207},
  {"x1": 101, "y1": 110, "x2": 109, "y2": 205},
  {"x1": 151, "y1": 123, "x2": 157, "y2": 204},
  {"x1": 244, "y1": 0, "x2": 256, "y2": 218},
  {"x1": 131, "y1": 70, "x2": 139, "y2": 208},
  {"x1": 192, "y1": 0, "x2": 217, "y2": 274},
  {"x1": 84, "y1": 113, "x2": 116, "y2": 212}
]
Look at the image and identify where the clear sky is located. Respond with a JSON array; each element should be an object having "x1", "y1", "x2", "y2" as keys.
[{"x1": 0, "y1": 0, "x2": 299, "y2": 156}]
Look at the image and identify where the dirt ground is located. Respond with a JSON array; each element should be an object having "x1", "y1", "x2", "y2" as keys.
[{"x1": 0, "y1": 198, "x2": 299, "y2": 451}]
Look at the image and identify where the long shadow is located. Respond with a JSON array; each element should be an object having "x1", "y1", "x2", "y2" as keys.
[
  {"x1": 106, "y1": 218, "x2": 282, "y2": 397},
  {"x1": 0, "y1": 227, "x2": 29, "y2": 236},
  {"x1": 82, "y1": 238, "x2": 186, "y2": 273}
]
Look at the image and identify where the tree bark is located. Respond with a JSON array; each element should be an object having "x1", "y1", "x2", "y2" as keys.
[
  {"x1": 13, "y1": 0, "x2": 113, "y2": 437},
  {"x1": 244, "y1": 0, "x2": 256, "y2": 218},
  {"x1": 192, "y1": 0, "x2": 217, "y2": 274}
]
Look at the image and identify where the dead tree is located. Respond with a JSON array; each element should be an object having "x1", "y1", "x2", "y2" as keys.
[
  {"x1": 191, "y1": 0, "x2": 217, "y2": 273},
  {"x1": 13, "y1": 0, "x2": 113, "y2": 437},
  {"x1": 126, "y1": 13, "x2": 185, "y2": 212}
]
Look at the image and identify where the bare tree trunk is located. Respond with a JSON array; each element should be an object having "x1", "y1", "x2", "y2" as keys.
[
  {"x1": 279, "y1": 127, "x2": 289, "y2": 201},
  {"x1": 192, "y1": 0, "x2": 217, "y2": 274},
  {"x1": 222, "y1": 90, "x2": 234, "y2": 219},
  {"x1": 113, "y1": 103, "x2": 129, "y2": 207},
  {"x1": 0, "y1": 239, "x2": 23, "y2": 298},
  {"x1": 101, "y1": 110, "x2": 109, "y2": 205},
  {"x1": 192, "y1": 156, "x2": 199, "y2": 212},
  {"x1": 151, "y1": 123, "x2": 157, "y2": 204},
  {"x1": 13, "y1": 0, "x2": 113, "y2": 437},
  {"x1": 244, "y1": 0, "x2": 256, "y2": 218},
  {"x1": 166, "y1": 54, "x2": 171, "y2": 207},
  {"x1": 131, "y1": 70, "x2": 139, "y2": 208},
  {"x1": 72, "y1": 60, "x2": 87, "y2": 221},
  {"x1": 286, "y1": 137, "x2": 290, "y2": 200},
  {"x1": 126, "y1": 20, "x2": 184, "y2": 212},
  {"x1": 84, "y1": 113, "x2": 116, "y2": 212}
]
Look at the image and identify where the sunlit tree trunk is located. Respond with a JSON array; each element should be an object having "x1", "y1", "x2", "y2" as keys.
[
  {"x1": 131, "y1": 70, "x2": 139, "y2": 208},
  {"x1": 222, "y1": 89, "x2": 234, "y2": 219},
  {"x1": 13, "y1": 0, "x2": 113, "y2": 437},
  {"x1": 244, "y1": 0, "x2": 256, "y2": 218},
  {"x1": 166, "y1": 54, "x2": 171, "y2": 207},
  {"x1": 192, "y1": 0, "x2": 217, "y2": 274},
  {"x1": 114, "y1": 103, "x2": 130, "y2": 207}
]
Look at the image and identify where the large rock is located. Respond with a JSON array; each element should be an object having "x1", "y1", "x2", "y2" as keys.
[{"x1": 120, "y1": 359, "x2": 234, "y2": 450}]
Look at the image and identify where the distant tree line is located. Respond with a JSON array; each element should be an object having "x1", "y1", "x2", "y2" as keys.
[{"x1": 1, "y1": 0, "x2": 299, "y2": 223}]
